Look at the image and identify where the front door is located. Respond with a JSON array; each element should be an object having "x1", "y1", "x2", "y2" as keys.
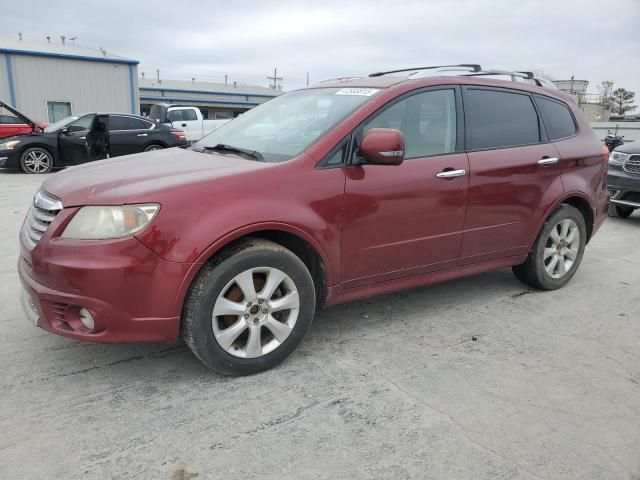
[
  {"x1": 58, "y1": 114, "x2": 95, "y2": 165},
  {"x1": 340, "y1": 88, "x2": 469, "y2": 287},
  {"x1": 459, "y1": 87, "x2": 561, "y2": 263}
]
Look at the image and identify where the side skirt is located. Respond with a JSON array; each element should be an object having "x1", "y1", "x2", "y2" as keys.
[{"x1": 323, "y1": 255, "x2": 527, "y2": 307}]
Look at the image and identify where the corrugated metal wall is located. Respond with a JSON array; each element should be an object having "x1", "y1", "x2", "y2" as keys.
[
  {"x1": 8, "y1": 54, "x2": 138, "y2": 121},
  {"x1": 0, "y1": 53, "x2": 12, "y2": 103}
]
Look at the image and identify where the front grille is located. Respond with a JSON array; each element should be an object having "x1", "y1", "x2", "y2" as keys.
[
  {"x1": 20, "y1": 190, "x2": 62, "y2": 250},
  {"x1": 623, "y1": 155, "x2": 640, "y2": 175}
]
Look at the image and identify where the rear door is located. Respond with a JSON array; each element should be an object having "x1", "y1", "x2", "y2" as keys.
[
  {"x1": 459, "y1": 87, "x2": 561, "y2": 264},
  {"x1": 107, "y1": 115, "x2": 156, "y2": 157},
  {"x1": 340, "y1": 87, "x2": 469, "y2": 286}
]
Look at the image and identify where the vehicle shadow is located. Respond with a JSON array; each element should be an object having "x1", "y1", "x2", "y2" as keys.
[{"x1": 28, "y1": 267, "x2": 521, "y2": 383}]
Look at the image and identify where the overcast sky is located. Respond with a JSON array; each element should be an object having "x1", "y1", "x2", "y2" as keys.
[{"x1": 5, "y1": 0, "x2": 640, "y2": 97}]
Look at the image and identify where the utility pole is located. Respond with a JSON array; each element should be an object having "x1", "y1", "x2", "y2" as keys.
[
  {"x1": 306, "y1": 72, "x2": 310, "y2": 87},
  {"x1": 267, "y1": 67, "x2": 283, "y2": 90}
]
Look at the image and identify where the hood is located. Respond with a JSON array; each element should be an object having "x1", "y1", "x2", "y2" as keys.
[
  {"x1": 42, "y1": 147, "x2": 272, "y2": 207},
  {"x1": 614, "y1": 141, "x2": 639, "y2": 155},
  {"x1": 0, "y1": 101, "x2": 43, "y2": 131}
]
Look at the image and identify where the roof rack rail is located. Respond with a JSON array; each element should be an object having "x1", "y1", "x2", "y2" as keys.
[
  {"x1": 465, "y1": 70, "x2": 557, "y2": 88},
  {"x1": 369, "y1": 64, "x2": 557, "y2": 89},
  {"x1": 369, "y1": 64, "x2": 481, "y2": 77}
]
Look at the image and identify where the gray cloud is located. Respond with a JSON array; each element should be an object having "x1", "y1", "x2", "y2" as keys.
[{"x1": 4, "y1": 0, "x2": 640, "y2": 97}]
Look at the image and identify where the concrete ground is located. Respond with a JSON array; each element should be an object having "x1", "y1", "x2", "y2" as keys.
[{"x1": 0, "y1": 170, "x2": 639, "y2": 480}]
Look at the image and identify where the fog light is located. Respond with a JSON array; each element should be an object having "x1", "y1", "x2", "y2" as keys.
[{"x1": 78, "y1": 308, "x2": 95, "y2": 330}]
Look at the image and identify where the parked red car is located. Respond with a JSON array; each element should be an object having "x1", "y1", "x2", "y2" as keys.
[
  {"x1": 0, "y1": 101, "x2": 47, "y2": 138},
  {"x1": 19, "y1": 65, "x2": 609, "y2": 375}
]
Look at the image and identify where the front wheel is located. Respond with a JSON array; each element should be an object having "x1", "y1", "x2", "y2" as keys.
[
  {"x1": 513, "y1": 204, "x2": 587, "y2": 290},
  {"x1": 20, "y1": 147, "x2": 53, "y2": 174},
  {"x1": 608, "y1": 204, "x2": 634, "y2": 218},
  {"x1": 182, "y1": 238, "x2": 316, "y2": 375}
]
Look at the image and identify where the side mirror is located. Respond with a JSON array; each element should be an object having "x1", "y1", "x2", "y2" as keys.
[
  {"x1": 61, "y1": 127, "x2": 69, "y2": 135},
  {"x1": 359, "y1": 128, "x2": 404, "y2": 165}
]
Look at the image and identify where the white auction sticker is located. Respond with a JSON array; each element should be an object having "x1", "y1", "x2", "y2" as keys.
[{"x1": 334, "y1": 88, "x2": 379, "y2": 96}]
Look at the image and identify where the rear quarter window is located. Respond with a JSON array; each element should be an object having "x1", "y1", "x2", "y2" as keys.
[
  {"x1": 534, "y1": 95, "x2": 577, "y2": 140},
  {"x1": 464, "y1": 88, "x2": 540, "y2": 150}
]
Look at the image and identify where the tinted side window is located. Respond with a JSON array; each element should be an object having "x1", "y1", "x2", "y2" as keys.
[
  {"x1": 67, "y1": 114, "x2": 95, "y2": 132},
  {"x1": 465, "y1": 89, "x2": 540, "y2": 149},
  {"x1": 167, "y1": 110, "x2": 183, "y2": 122},
  {"x1": 0, "y1": 115, "x2": 23, "y2": 124},
  {"x1": 535, "y1": 95, "x2": 577, "y2": 140},
  {"x1": 364, "y1": 89, "x2": 457, "y2": 158},
  {"x1": 109, "y1": 116, "x2": 151, "y2": 131},
  {"x1": 182, "y1": 109, "x2": 198, "y2": 121}
]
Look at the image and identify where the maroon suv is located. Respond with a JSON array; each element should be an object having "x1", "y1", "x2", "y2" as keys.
[{"x1": 19, "y1": 65, "x2": 609, "y2": 375}]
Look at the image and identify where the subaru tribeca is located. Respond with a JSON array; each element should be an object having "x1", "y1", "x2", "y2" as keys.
[{"x1": 19, "y1": 65, "x2": 609, "y2": 375}]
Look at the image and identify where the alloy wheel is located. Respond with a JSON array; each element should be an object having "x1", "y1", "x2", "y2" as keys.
[
  {"x1": 544, "y1": 218, "x2": 580, "y2": 279},
  {"x1": 23, "y1": 150, "x2": 51, "y2": 173},
  {"x1": 212, "y1": 267, "x2": 300, "y2": 358}
]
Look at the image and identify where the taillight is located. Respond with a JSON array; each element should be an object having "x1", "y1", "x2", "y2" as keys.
[{"x1": 171, "y1": 130, "x2": 186, "y2": 140}]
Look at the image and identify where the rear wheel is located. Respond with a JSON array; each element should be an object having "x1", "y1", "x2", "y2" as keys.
[
  {"x1": 20, "y1": 147, "x2": 53, "y2": 174},
  {"x1": 513, "y1": 204, "x2": 587, "y2": 290},
  {"x1": 182, "y1": 238, "x2": 316, "y2": 375},
  {"x1": 144, "y1": 144, "x2": 164, "y2": 152},
  {"x1": 608, "y1": 203, "x2": 634, "y2": 218}
]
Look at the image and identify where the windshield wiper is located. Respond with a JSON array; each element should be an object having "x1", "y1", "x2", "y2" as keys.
[{"x1": 204, "y1": 144, "x2": 264, "y2": 162}]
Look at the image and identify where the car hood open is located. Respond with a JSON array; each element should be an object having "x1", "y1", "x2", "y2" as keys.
[
  {"x1": 42, "y1": 147, "x2": 272, "y2": 207},
  {"x1": 0, "y1": 101, "x2": 43, "y2": 131}
]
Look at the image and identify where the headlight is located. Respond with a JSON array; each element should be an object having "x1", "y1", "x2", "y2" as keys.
[
  {"x1": 609, "y1": 152, "x2": 629, "y2": 166},
  {"x1": 61, "y1": 204, "x2": 160, "y2": 239},
  {"x1": 0, "y1": 140, "x2": 20, "y2": 150}
]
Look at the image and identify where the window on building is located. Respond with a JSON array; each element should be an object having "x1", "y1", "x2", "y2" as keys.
[
  {"x1": 47, "y1": 101, "x2": 72, "y2": 123},
  {"x1": 534, "y1": 95, "x2": 577, "y2": 140},
  {"x1": 108, "y1": 116, "x2": 153, "y2": 131},
  {"x1": 464, "y1": 89, "x2": 540, "y2": 150},
  {"x1": 363, "y1": 89, "x2": 457, "y2": 158}
]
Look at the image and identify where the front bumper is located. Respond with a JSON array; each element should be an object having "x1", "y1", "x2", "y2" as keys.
[
  {"x1": 18, "y1": 226, "x2": 190, "y2": 343},
  {"x1": 608, "y1": 166, "x2": 640, "y2": 208},
  {"x1": 0, "y1": 149, "x2": 19, "y2": 169}
]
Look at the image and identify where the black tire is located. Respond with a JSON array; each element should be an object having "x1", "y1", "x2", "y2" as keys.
[
  {"x1": 182, "y1": 238, "x2": 316, "y2": 375},
  {"x1": 512, "y1": 204, "x2": 587, "y2": 290},
  {"x1": 608, "y1": 203, "x2": 634, "y2": 218},
  {"x1": 20, "y1": 147, "x2": 54, "y2": 174},
  {"x1": 143, "y1": 144, "x2": 165, "y2": 152}
]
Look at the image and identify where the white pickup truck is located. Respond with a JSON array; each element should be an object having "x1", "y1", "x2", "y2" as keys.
[{"x1": 149, "y1": 104, "x2": 230, "y2": 143}]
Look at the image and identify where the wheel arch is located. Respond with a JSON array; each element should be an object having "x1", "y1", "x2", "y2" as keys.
[
  {"x1": 530, "y1": 192, "x2": 594, "y2": 251},
  {"x1": 174, "y1": 224, "x2": 332, "y2": 319}
]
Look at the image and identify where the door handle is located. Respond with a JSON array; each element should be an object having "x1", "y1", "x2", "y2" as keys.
[
  {"x1": 79, "y1": 136, "x2": 86, "y2": 140},
  {"x1": 537, "y1": 157, "x2": 558, "y2": 166},
  {"x1": 137, "y1": 133, "x2": 148, "y2": 137},
  {"x1": 436, "y1": 169, "x2": 466, "y2": 179},
  {"x1": 181, "y1": 123, "x2": 187, "y2": 127}
]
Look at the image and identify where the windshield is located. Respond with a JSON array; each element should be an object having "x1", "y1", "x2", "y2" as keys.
[
  {"x1": 195, "y1": 87, "x2": 380, "y2": 162},
  {"x1": 44, "y1": 115, "x2": 79, "y2": 133}
]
